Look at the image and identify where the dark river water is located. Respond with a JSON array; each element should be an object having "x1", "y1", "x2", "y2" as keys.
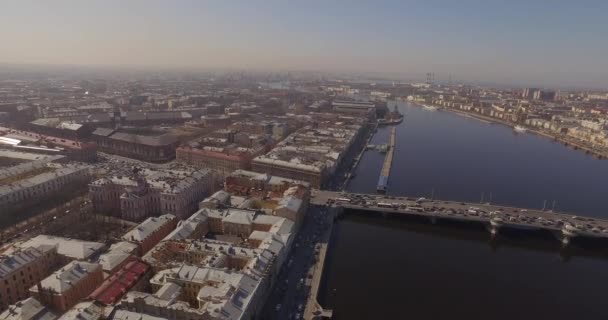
[{"x1": 320, "y1": 102, "x2": 608, "y2": 320}]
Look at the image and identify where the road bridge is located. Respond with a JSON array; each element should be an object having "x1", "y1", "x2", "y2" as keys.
[{"x1": 312, "y1": 190, "x2": 608, "y2": 245}]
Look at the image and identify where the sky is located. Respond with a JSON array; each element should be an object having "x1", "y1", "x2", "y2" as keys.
[{"x1": 1, "y1": 0, "x2": 608, "y2": 87}]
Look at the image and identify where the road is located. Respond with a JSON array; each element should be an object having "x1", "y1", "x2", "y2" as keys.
[
  {"x1": 312, "y1": 190, "x2": 608, "y2": 239},
  {"x1": 261, "y1": 205, "x2": 330, "y2": 320}
]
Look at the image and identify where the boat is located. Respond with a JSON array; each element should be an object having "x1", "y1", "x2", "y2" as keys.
[
  {"x1": 423, "y1": 104, "x2": 438, "y2": 111},
  {"x1": 378, "y1": 117, "x2": 403, "y2": 126},
  {"x1": 378, "y1": 105, "x2": 404, "y2": 125},
  {"x1": 513, "y1": 125, "x2": 527, "y2": 133}
]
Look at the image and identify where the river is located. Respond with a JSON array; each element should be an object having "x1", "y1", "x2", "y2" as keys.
[{"x1": 320, "y1": 101, "x2": 608, "y2": 319}]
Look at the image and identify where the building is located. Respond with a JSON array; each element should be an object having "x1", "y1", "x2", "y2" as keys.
[
  {"x1": 252, "y1": 124, "x2": 363, "y2": 188},
  {"x1": 225, "y1": 169, "x2": 310, "y2": 194},
  {"x1": 117, "y1": 290, "x2": 203, "y2": 319},
  {"x1": 92, "y1": 128, "x2": 180, "y2": 162},
  {"x1": 97, "y1": 241, "x2": 139, "y2": 274},
  {"x1": 198, "y1": 190, "x2": 231, "y2": 209},
  {"x1": 331, "y1": 100, "x2": 375, "y2": 116},
  {"x1": 122, "y1": 215, "x2": 178, "y2": 255},
  {"x1": 89, "y1": 168, "x2": 214, "y2": 221},
  {"x1": 0, "y1": 246, "x2": 59, "y2": 310},
  {"x1": 148, "y1": 266, "x2": 265, "y2": 319},
  {"x1": 0, "y1": 163, "x2": 90, "y2": 213},
  {"x1": 110, "y1": 309, "x2": 171, "y2": 320},
  {"x1": 176, "y1": 125, "x2": 273, "y2": 175},
  {"x1": 30, "y1": 261, "x2": 103, "y2": 312},
  {"x1": 0, "y1": 127, "x2": 97, "y2": 162},
  {"x1": 0, "y1": 297, "x2": 57, "y2": 320},
  {"x1": 16, "y1": 235, "x2": 106, "y2": 264},
  {"x1": 162, "y1": 210, "x2": 209, "y2": 241},
  {"x1": 275, "y1": 195, "x2": 304, "y2": 223},
  {"x1": 88, "y1": 259, "x2": 151, "y2": 306},
  {"x1": 56, "y1": 301, "x2": 102, "y2": 320},
  {"x1": 176, "y1": 146, "x2": 253, "y2": 173},
  {"x1": 134, "y1": 210, "x2": 294, "y2": 319},
  {"x1": 27, "y1": 118, "x2": 93, "y2": 140}
]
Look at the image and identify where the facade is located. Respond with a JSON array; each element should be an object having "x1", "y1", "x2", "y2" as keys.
[
  {"x1": 252, "y1": 157, "x2": 324, "y2": 188},
  {"x1": 122, "y1": 214, "x2": 178, "y2": 255},
  {"x1": 89, "y1": 168, "x2": 214, "y2": 221},
  {"x1": 176, "y1": 146, "x2": 252, "y2": 173},
  {"x1": 0, "y1": 246, "x2": 59, "y2": 310},
  {"x1": 30, "y1": 261, "x2": 103, "y2": 312},
  {"x1": 331, "y1": 100, "x2": 376, "y2": 116},
  {"x1": 0, "y1": 163, "x2": 90, "y2": 213}
]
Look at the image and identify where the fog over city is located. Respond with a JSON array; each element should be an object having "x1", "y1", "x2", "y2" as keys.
[{"x1": 1, "y1": 1, "x2": 608, "y2": 87}]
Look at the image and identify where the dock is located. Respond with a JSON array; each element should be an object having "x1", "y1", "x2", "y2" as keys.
[{"x1": 377, "y1": 127, "x2": 396, "y2": 193}]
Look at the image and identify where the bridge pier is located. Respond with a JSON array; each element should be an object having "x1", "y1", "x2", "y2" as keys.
[
  {"x1": 560, "y1": 224, "x2": 581, "y2": 247},
  {"x1": 490, "y1": 226, "x2": 499, "y2": 238},
  {"x1": 561, "y1": 235, "x2": 571, "y2": 247},
  {"x1": 430, "y1": 216, "x2": 438, "y2": 225},
  {"x1": 488, "y1": 217, "x2": 503, "y2": 239}
]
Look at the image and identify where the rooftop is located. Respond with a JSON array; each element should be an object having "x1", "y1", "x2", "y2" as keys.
[
  {"x1": 0, "y1": 246, "x2": 55, "y2": 279},
  {"x1": 122, "y1": 214, "x2": 177, "y2": 243},
  {"x1": 111, "y1": 310, "x2": 168, "y2": 320},
  {"x1": 0, "y1": 297, "x2": 56, "y2": 320},
  {"x1": 57, "y1": 301, "x2": 102, "y2": 320},
  {"x1": 34, "y1": 261, "x2": 101, "y2": 294},
  {"x1": 163, "y1": 210, "x2": 209, "y2": 241},
  {"x1": 16, "y1": 235, "x2": 105, "y2": 260},
  {"x1": 89, "y1": 260, "x2": 150, "y2": 305}
]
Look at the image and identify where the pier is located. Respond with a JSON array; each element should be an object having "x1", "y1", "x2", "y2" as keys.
[
  {"x1": 376, "y1": 126, "x2": 396, "y2": 193},
  {"x1": 312, "y1": 190, "x2": 608, "y2": 245}
]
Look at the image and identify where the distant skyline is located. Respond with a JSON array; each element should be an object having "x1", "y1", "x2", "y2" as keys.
[{"x1": 1, "y1": 0, "x2": 608, "y2": 88}]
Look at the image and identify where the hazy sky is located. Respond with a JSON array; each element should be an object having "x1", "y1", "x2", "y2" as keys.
[{"x1": 1, "y1": 0, "x2": 608, "y2": 87}]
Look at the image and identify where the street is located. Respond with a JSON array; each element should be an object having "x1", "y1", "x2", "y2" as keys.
[{"x1": 261, "y1": 205, "x2": 330, "y2": 320}]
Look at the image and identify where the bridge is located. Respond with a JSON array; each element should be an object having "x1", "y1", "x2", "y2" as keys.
[{"x1": 311, "y1": 190, "x2": 608, "y2": 245}]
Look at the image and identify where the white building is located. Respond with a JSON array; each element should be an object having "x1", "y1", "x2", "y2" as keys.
[{"x1": 89, "y1": 168, "x2": 215, "y2": 221}]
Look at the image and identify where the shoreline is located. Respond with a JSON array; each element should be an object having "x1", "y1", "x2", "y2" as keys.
[{"x1": 406, "y1": 101, "x2": 607, "y2": 159}]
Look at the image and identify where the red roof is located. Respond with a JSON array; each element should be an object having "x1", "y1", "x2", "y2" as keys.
[{"x1": 89, "y1": 259, "x2": 150, "y2": 305}]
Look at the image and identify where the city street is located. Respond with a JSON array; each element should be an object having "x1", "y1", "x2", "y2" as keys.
[{"x1": 261, "y1": 205, "x2": 330, "y2": 320}]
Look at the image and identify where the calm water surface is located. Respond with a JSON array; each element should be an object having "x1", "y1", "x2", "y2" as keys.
[{"x1": 321, "y1": 102, "x2": 608, "y2": 320}]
